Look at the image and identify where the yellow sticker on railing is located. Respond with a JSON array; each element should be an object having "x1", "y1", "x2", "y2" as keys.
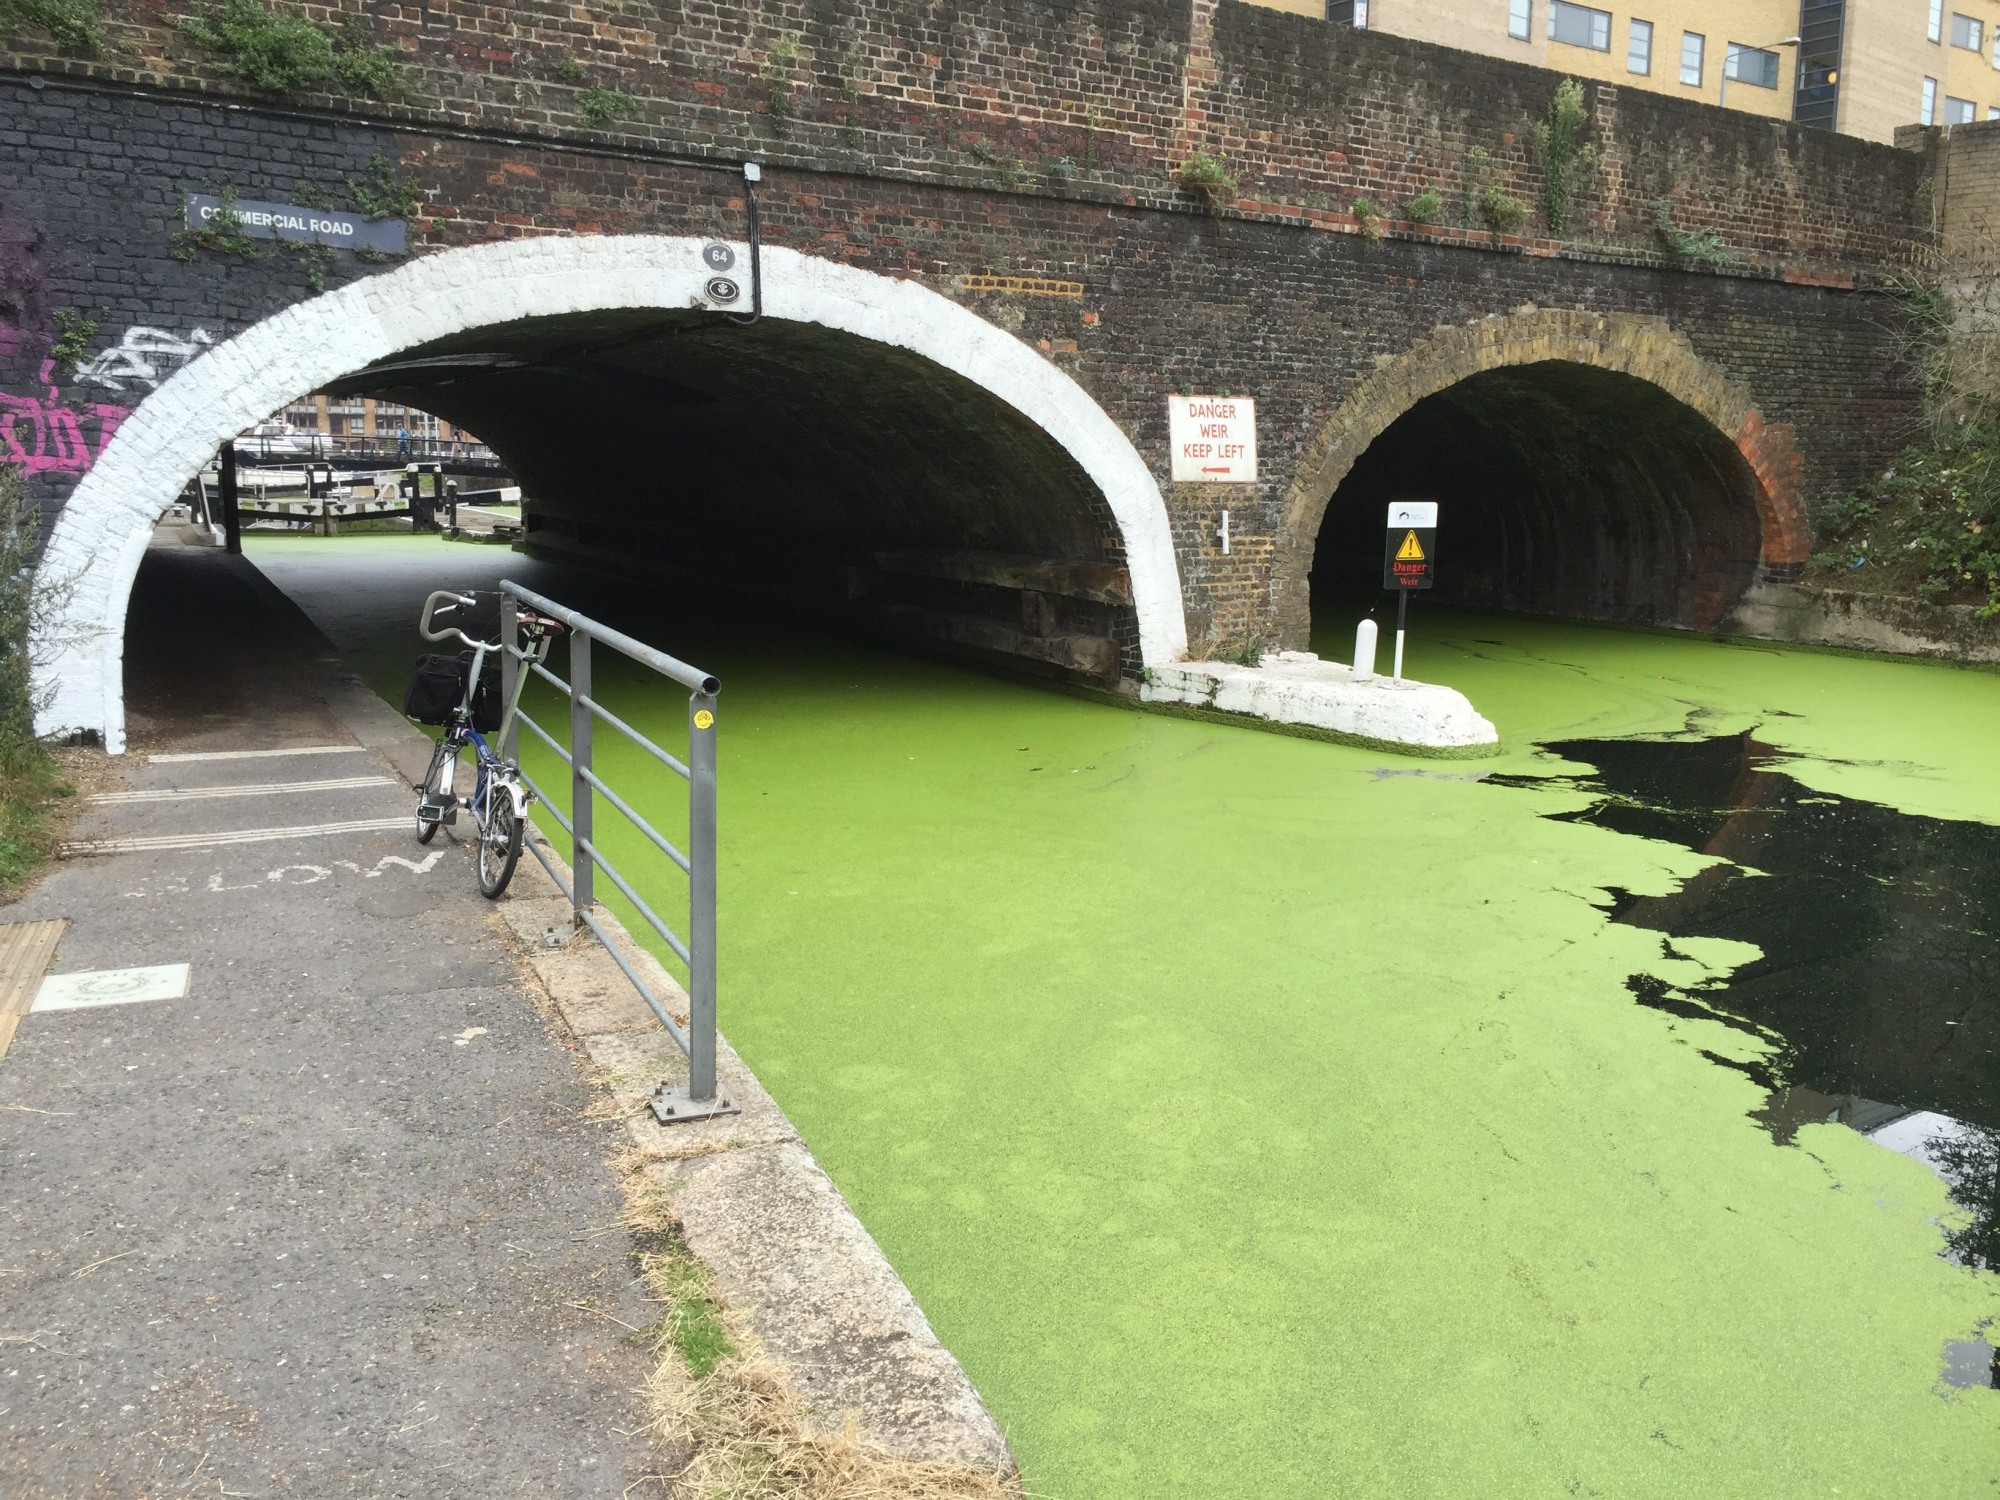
[{"x1": 694, "y1": 709, "x2": 715, "y2": 730}]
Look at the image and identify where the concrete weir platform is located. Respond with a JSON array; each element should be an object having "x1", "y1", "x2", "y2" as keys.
[{"x1": 1142, "y1": 650, "x2": 1499, "y2": 755}]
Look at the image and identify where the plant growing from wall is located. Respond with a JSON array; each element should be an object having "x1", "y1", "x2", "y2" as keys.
[
  {"x1": 47, "y1": 308, "x2": 96, "y2": 380},
  {"x1": 1480, "y1": 187, "x2": 1528, "y2": 237},
  {"x1": 1651, "y1": 198, "x2": 1736, "y2": 266},
  {"x1": 0, "y1": 0, "x2": 101, "y2": 53},
  {"x1": 555, "y1": 56, "x2": 585, "y2": 84},
  {"x1": 1351, "y1": 197, "x2": 1384, "y2": 241},
  {"x1": 1177, "y1": 149, "x2": 1237, "y2": 214},
  {"x1": 1459, "y1": 145, "x2": 1493, "y2": 228},
  {"x1": 180, "y1": 0, "x2": 407, "y2": 99},
  {"x1": 577, "y1": 86, "x2": 639, "y2": 126},
  {"x1": 761, "y1": 32, "x2": 801, "y2": 137},
  {"x1": 1403, "y1": 188, "x2": 1443, "y2": 225},
  {"x1": 168, "y1": 185, "x2": 264, "y2": 262},
  {"x1": 348, "y1": 153, "x2": 420, "y2": 220},
  {"x1": 1530, "y1": 77, "x2": 1596, "y2": 235}
]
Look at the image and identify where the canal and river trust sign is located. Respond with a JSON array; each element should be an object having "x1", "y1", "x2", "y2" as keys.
[
  {"x1": 1384, "y1": 501, "x2": 1437, "y2": 590},
  {"x1": 184, "y1": 195, "x2": 408, "y2": 255}
]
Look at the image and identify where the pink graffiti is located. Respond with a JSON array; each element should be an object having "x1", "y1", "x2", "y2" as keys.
[{"x1": 0, "y1": 360, "x2": 129, "y2": 477}]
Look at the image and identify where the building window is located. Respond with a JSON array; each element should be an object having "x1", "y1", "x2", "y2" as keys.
[
  {"x1": 1922, "y1": 75, "x2": 1939, "y2": 122},
  {"x1": 1628, "y1": 18, "x2": 1653, "y2": 73},
  {"x1": 1794, "y1": 0, "x2": 1845, "y2": 132},
  {"x1": 1930, "y1": 0, "x2": 1945, "y2": 41},
  {"x1": 1989, "y1": 105, "x2": 2000, "y2": 117},
  {"x1": 1945, "y1": 94, "x2": 1976, "y2": 123},
  {"x1": 1549, "y1": 0, "x2": 1611, "y2": 50},
  {"x1": 1726, "y1": 42, "x2": 1782, "y2": 88},
  {"x1": 1329, "y1": 0, "x2": 1368, "y2": 23},
  {"x1": 1509, "y1": 0, "x2": 1532, "y2": 42},
  {"x1": 1680, "y1": 31, "x2": 1704, "y2": 85},
  {"x1": 1951, "y1": 13, "x2": 1983, "y2": 49}
]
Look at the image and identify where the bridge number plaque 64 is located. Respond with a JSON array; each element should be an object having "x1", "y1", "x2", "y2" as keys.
[{"x1": 1169, "y1": 395, "x2": 1258, "y2": 483}]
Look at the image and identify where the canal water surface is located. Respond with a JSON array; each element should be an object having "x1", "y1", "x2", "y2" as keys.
[{"x1": 250, "y1": 535, "x2": 2000, "y2": 1499}]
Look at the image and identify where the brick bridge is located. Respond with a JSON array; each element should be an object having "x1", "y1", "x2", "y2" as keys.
[{"x1": 0, "y1": 0, "x2": 1937, "y2": 748}]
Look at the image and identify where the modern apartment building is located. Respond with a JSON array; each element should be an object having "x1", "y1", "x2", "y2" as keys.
[
  {"x1": 280, "y1": 394, "x2": 472, "y2": 447},
  {"x1": 1247, "y1": 0, "x2": 2000, "y2": 141}
]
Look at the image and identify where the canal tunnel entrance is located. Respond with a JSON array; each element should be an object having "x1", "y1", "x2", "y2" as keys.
[
  {"x1": 1308, "y1": 361, "x2": 1768, "y2": 634},
  {"x1": 329, "y1": 309, "x2": 1141, "y2": 686},
  {"x1": 38, "y1": 237, "x2": 1187, "y2": 751}
]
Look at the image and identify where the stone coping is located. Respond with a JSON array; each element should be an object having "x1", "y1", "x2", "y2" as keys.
[{"x1": 1141, "y1": 650, "x2": 1500, "y2": 756}]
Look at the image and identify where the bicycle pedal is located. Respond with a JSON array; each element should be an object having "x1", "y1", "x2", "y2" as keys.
[{"x1": 420, "y1": 793, "x2": 458, "y2": 825}]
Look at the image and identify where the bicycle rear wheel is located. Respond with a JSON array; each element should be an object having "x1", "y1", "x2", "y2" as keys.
[{"x1": 478, "y1": 788, "x2": 523, "y2": 898}]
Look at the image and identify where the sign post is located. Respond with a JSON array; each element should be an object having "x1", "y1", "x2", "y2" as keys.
[{"x1": 1382, "y1": 501, "x2": 1437, "y2": 680}]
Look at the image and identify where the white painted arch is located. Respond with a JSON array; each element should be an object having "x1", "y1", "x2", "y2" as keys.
[{"x1": 36, "y1": 235, "x2": 1190, "y2": 752}]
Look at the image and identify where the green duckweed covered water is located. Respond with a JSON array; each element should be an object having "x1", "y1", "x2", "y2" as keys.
[{"x1": 251, "y1": 535, "x2": 2000, "y2": 1498}]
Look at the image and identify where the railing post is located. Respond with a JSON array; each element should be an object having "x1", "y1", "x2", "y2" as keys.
[
  {"x1": 219, "y1": 441, "x2": 241, "y2": 555},
  {"x1": 688, "y1": 688, "x2": 719, "y2": 1103},
  {"x1": 569, "y1": 631, "x2": 594, "y2": 924},
  {"x1": 499, "y1": 593, "x2": 520, "y2": 764}
]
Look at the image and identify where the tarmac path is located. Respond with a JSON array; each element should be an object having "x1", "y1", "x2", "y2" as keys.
[{"x1": 0, "y1": 537, "x2": 663, "y2": 1498}]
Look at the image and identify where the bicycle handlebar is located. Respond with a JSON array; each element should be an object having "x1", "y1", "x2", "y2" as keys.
[
  {"x1": 419, "y1": 589, "x2": 566, "y2": 651},
  {"x1": 419, "y1": 589, "x2": 479, "y2": 647}
]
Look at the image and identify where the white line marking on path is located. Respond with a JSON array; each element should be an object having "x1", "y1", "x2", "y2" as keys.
[
  {"x1": 148, "y1": 745, "x2": 367, "y2": 764},
  {"x1": 92, "y1": 775, "x2": 398, "y2": 805},
  {"x1": 34, "y1": 963, "x2": 191, "y2": 1012},
  {"x1": 65, "y1": 818, "x2": 411, "y2": 857}
]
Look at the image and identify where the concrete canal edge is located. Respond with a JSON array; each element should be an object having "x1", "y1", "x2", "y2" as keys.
[
  {"x1": 273, "y1": 581, "x2": 1020, "y2": 1483},
  {"x1": 1141, "y1": 651, "x2": 1500, "y2": 756}
]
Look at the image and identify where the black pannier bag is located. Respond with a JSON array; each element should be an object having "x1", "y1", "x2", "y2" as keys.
[{"x1": 402, "y1": 652, "x2": 504, "y2": 732}]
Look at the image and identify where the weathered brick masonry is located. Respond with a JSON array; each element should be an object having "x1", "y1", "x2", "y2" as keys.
[{"x1": 0, "y1": 0, "x2": 1938, "y2": 679}]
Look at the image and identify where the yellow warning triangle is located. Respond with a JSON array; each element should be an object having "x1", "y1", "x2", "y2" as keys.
[{"x1": 1396, "y1": 529, "x2": 1425, "y2": 562}]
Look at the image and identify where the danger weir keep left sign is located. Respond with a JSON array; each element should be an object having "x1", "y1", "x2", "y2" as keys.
[{"x1": 1168, "y1": 396, "x2": 1258, "y2": 483}]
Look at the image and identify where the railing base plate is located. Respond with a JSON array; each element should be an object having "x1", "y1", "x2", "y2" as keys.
[{"x1": 650, "y1": 1083, "x2": 741, "y2": 1125}]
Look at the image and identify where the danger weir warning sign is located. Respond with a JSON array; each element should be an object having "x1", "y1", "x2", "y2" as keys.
[
  {"x1": 1168, "y1": 396, "x2": 1258, "y2": 483},
  {"x1": 1383, "y1": 500, "x2": 1438, "y2": 590}
]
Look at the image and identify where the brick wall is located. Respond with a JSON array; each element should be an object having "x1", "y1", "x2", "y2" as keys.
[
  {"x1": 0, "y1": 2, "x2": 1929, "y2": 670},
  {"x1": 4, "y1": 0, "x2": 1926, "y2": 271}
]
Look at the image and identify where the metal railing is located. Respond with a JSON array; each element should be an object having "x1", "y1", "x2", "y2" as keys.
[{"x1": 497, "y1": 579, "x2": 735, "y2": 1124}]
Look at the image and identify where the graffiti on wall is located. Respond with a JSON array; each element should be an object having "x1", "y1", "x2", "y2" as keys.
[
  {"x1": 2, "y1": 325, "x2": 216, "y2": 479},
  {"x1": 72, "y1": 325, "x2": 215, "y2": 393},
  {"x1": 0, "y1": 359, "x2": 130, "y2": 477}
]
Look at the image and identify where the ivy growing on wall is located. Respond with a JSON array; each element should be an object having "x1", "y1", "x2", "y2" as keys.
[{"x1": 1530, "y1": 78, "x2": 1597, "y2": 236}]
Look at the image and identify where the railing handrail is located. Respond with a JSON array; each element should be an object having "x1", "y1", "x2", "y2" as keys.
[{"x1": 501, "y1": 578, "x2": 719, "y2": 697}]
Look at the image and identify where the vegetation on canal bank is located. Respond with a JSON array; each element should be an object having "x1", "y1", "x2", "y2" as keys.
[
  {"x1": 0, "y1": 469, "x2": 72, "y2": 896},
  {"x1": 1810, "y1": 261, "x2": 2000, "y2": 613}
]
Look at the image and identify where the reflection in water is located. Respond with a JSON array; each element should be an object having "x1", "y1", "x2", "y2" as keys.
[{"x1": 1502, "y1": 734, "x2": 2000, "y2": 1288}]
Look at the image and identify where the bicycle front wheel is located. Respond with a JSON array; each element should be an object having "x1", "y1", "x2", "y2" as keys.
[
  {"x1": 478, "y1": 788, "x2": 524, "y2": 898},
  {"x1": 416, "y1": 737, "x2": 455, "y2": 844}
]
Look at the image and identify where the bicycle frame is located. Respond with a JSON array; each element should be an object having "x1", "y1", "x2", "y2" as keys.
[{"x1": 419, "y1": 591, "x2": 556, "y2": 822}]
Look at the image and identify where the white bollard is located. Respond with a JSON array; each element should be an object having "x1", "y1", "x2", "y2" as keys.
[{"x1": 1352, "y1": 618, "x2": 1378, "y2": 682}]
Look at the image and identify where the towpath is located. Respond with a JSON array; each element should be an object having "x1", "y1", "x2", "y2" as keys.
[{"x1": 0, "y1": 535, "x2": 662, "y2": 1497}]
